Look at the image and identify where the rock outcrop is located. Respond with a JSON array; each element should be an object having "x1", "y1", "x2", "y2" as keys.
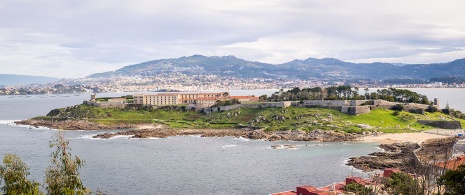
[{"x1": 15, "y1": 119, "x2": 137, "y2": 130}]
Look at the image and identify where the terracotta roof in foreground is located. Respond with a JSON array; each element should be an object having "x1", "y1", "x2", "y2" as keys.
[{"x1": 436, "y1": 155, "x2": 465, "y2": 170}]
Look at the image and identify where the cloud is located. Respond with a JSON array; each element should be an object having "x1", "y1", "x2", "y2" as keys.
[{"x1": 0, "y1": 0, "x2": 465, "y2": 78}]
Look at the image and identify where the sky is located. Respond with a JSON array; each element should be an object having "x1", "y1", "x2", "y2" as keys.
[{"x1": 1, "y1": 0, "x2": 465, "y2": 78}]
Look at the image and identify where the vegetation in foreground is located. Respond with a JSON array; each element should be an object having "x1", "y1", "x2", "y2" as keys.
[
  {"x1": 36, "y1": 103, "x2": 465, "y2": 133},
  {"x1": 341, "y1": 169, "x2": 465, "y2": 195},
  {"x1": 0, "y1": 132, "x2": 95, "y2": 195}
]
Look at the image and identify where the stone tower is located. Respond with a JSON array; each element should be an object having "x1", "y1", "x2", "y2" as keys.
[{"x1": 433, "y1": 98, "x2": 439, "y2": 108}]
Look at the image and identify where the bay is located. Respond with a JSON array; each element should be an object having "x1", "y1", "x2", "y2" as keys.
[{"x1": 1, "y1": 88, "x2": 462, "y2": 194}]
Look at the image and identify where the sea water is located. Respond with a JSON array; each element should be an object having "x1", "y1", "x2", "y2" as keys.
[{"x1": 0, "y1": 89, "x2": 462, "y2": 194}]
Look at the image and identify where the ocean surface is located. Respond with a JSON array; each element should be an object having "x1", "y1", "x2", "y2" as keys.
[{"x1": 0, "y1": 89, "x2": 463, "y2": 194}]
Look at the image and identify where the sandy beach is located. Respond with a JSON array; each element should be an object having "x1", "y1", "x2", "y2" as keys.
[{"x1": 361, "y1": 132, "x2": 452, "y2": 144}]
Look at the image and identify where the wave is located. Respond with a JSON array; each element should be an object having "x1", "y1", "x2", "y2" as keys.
[
  {"x1": 233, "y1": 137, "x2": 250, "y2": 141},
  {"x1": 0, "y1": 120, "x2": 20, "y2": 125},
  {"x1": 73, "y1": 134, "x2": 100, "y2": 140},
  {"x1": 303, "y1": 143, "x2": 326, "y2": 147},
  {"x1": 109, "y1": 135, "x2": 133, "y2": 139},
  {"x1": 0, "y1": 120, "x2": 56, "y2": 130},
  {"x1": 221, "y1": 144, "x2": 238, "y2": 148}
]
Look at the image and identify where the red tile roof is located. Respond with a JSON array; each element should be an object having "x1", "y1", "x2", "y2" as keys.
[
  {"x1": 383, "y1": 168, "x2": 401, "y2": 177},
  {"x1": 270, "y1": 191, "x2": 298, "y2": 195},
  {"x1": 436, "y1": 155, "x2": 465, "y2": 170}
]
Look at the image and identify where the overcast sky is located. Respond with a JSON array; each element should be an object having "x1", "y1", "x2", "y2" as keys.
[{"x1": 1, "y1": 0, "x2": 465, "y2": 78}]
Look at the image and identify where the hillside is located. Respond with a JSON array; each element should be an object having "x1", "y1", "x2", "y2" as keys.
[
  {"x1": 86, "y1": 55, "x2": 465, "y2": 80},
  {"x1": 32, "y1": 104, "x2": 465, "y2": 133},
  {"x1": 0, "y1": 74, "x2": 61, "y2": 86}
]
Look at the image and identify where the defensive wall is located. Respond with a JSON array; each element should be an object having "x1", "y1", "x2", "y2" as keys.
[
  {"x1": 201, "y1": 99, "x2": 436, "y2": 115},
  {"x1": 85, "y1": 95, "x2": 436, "y2": 116},
  {"x1": 418, "y1": 120, "x2": 462, "y2": 129},
  {"x1": 203, "y1": 101, "x2": 293, "y2": 115},
  {"x1": 83, "y1": 100, "x2": 127, "y2": 109}
]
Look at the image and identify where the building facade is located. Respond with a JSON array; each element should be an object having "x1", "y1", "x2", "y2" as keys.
[{"x1": 134, "y1": 92, "x2": 259, "y2": 107}]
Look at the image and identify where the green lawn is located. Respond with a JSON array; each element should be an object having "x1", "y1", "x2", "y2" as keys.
[{"x1": 42, "y1": 104, "x2": 464, "y2": 133}]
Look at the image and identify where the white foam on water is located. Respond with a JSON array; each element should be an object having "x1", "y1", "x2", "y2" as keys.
[
  {"x1": 221, "y1": 144, "x2": 237, "y2": 148},
  {"x1": 73, "y1": 134, "x2": 100, "y2": 140},
  {"x1": 0, "y1": 120, "x2": 19, "y2": 125},
  {"x1": 304, "y1": 143, "x2": 325, "y2": 147},
  {"x1": 188, "y1": 135, "x2": 202, "y2": 138},
  {"x1": 148, "y1": 137, "x2": 162, "y2": 140},
  {"x1": 109, "y1": 135, "x2": 133, "y2": 139},
  {"x1": 0, "y1": 121, "x2": 57, "y2": 131},
  {"x1": 233, "y1": 137, "x2": 250, "y2": 141}
]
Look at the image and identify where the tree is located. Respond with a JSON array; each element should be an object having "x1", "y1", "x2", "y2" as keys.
[
  {"x1": 437, "y1": 164, "x2": 465, "y2": 195},
  {"x1": 383, "y1": 172, "x2": 421, "y2": 195},
  {"x1": 0, "y1": 154, "x2": 42, "y2": 195},
  {"x1": 426, "y1": 104, "x2": 439, "y2": 113},
  {"x1": 364, "y1": 88, "x2": 370, "y2": 99},
  {"x1": 45, "y1": 132, "x2": 89, "y2": 195},
  {"x1": 342, "y1": 182, "x2": 374, "y2": 195}
]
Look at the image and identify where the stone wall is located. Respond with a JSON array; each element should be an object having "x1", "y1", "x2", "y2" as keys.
[
  {"x1": 197, "y1": 99, "x2": 433, "y2": 116},
  {"x1": 202, "y1": 101, "x2": 293, "y2": 114},
  {"x1": 418, "y1": 120, "x2": 462, "y2": 129},
  {"x1": 303, "y1": 100, "x2": 349, "y2": 107},
  {"x1": 349, "y1": 100, "x2": 371, "y2": 106},
  {"x1": 83, "y1": 100, "x2": 127, "y2": 109},
  {"x1": 341, "y1": 106, "x2": 371, "y2": 115}
]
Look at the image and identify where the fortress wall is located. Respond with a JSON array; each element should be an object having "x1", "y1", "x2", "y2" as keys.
[
  {"x1": 341, "y1": 106, "x2": 371, "y2": 115},
  {"x1": 418, "y1": 120, "x2": 462, "y2": 129},
  {"x1": 303, "y1": 100, "x2": 348, "y2": 107}
]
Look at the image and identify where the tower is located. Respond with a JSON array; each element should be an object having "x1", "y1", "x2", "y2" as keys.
[{"x1": 433, "y1": 98, "x2": 439, "y2": 108}]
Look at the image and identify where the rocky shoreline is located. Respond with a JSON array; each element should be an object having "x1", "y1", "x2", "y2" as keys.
[
  {"x1": 15, "y1": 119, "x2": 138, "y2": 130},
  {"x1": 346, "y1": 137, "x2": 458, "y2": 173},
  {"x1": 15, "y1": 119, "x2": 378, "y2": 142},
  {"x1": 92, "y1": 127, "x2": 368, "y2": 142}
]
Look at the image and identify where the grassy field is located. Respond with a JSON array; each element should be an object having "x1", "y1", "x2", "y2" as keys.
[{"x1": 41, "y1": 104, "x2": 465, "y2": 133}]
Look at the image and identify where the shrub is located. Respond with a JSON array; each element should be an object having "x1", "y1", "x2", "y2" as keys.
[
  {"x1": 0, "y1": 154, "x2": 42, "y2": 195},
  {"x1": 391, "y1": 104, "x2": 404, "y2": 111},
  {"x1": 426, "y1": 104, "x2": 439, "y2": 113}
]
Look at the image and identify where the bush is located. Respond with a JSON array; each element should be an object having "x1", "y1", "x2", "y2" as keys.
[
  {"x1": 343, "y1": 182, "x2": 374, "y2": 195},
  {"x1": 0, "y1": 154, "x2": 41, "y2": 195},
  {"x1": 426, "y1": 104, "x2": 439, "y2": 113},
  {"x1": 437, "y1": 164, "x2": 465, "y2": 195},
  {"x1": 383, "y1": 172, "x2": 421, "y2": 195},
  {"x1": 391, "y1": 104, "x2": 404, "y2": 111}
]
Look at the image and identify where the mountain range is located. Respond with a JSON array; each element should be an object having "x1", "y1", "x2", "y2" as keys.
[
  {"x1": 87, "y1": 55, "x2": 465, "y2": 81},
  {"x1": 0, "y1": 74, "x2": 61, "y2": 86}
]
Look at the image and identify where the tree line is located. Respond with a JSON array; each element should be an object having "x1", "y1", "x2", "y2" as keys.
[{"x1": 262, "y1": 86, "x2": 430, "y2": 105}]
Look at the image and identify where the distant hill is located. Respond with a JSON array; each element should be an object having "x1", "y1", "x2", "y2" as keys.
[
  {"x1": 87, "y1": 55, "x2": 465, "y2": 80},
  {"x1": 0, "y1": 74, "x2": 61, "y2": 86}
]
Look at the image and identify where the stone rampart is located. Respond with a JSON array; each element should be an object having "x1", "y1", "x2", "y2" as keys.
[
  {"x1": 418, "y1": 120, "x2": 462, "y2": 129},
  {"x1": 198, "y1": 99, "x2": 432, "y2": 116},
  {"x1": 303, "y1": 100, "x2": 348, "y2": 107},
  {"x1": 341, "y1": 106, "x2": 371, "y2": 115},
  {"x1": 202, "y1": 101, "x2": 293, "y2": 114},
  {"x1": 83, "y1": 100, "x2": 126, "y2": 108}
]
